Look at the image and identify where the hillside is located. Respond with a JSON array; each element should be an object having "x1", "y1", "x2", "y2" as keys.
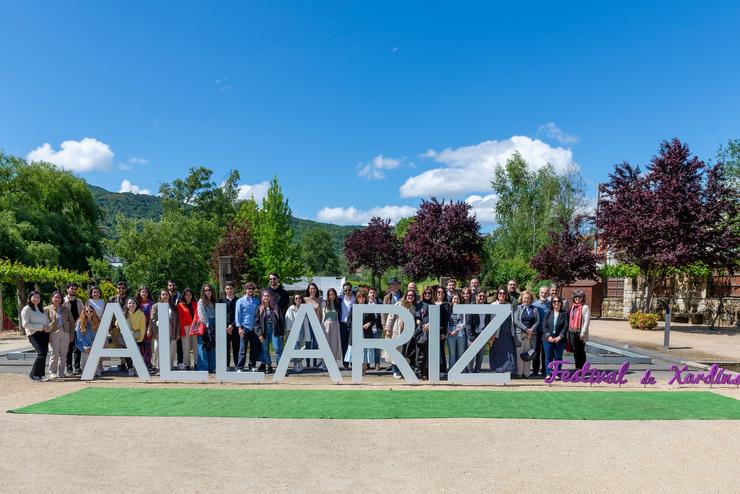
[{"x1": 88, "y1": 184, "x2": 359, "y2": 249}]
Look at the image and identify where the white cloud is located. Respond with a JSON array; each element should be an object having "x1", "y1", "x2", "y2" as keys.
[
  {"x1": 317, "y1": 205, "x2": 417, "y2": 225},
  {"x1": 27, "y1": 137, "x2": 114, "y2": 172},
  {"x1": 236, "y1": 181, "x2": 270, "y2": 203},
  {"x1": 464, "y1": 194, "x2": 497, "y2": 225},
  {"x1": 119, "y1": 179, "x2": 151, "y2": 195},
  {"x1": 129, "y1": 157, "x2": 148, "y2": 165},
  {"x1": 537, "y1": 122, "x2": 580, "y2": 145},
  {"x1": 357, "y1": 155, "x2": 403, "y2": 180},
  {"x1": 400, "y1": 135, "x2": 576, "y2": 198}
]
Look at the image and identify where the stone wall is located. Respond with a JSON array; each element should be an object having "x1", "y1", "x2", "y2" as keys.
[{"x1": 599, "y1": 275, "x2": 740, "y2": 327}]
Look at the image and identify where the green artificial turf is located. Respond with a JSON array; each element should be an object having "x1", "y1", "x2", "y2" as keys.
[{"x1": 9, "y1": 387, "x2": 740, "y2": 420}]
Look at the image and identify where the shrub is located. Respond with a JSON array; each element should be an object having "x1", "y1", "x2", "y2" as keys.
[{"x1": 629, "y1": 311, "x2": 660, "y2": 330}]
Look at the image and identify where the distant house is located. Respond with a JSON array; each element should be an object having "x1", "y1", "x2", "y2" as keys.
[{"x1": 104, "y1": 255, "x2": 123, "y2": 268}]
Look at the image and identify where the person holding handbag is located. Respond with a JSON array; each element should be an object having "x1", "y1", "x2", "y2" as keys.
[
  {"x1": 176, "y1": 288, "x2": 198, "y2": 370},
  {"x1": 513, "y1": 290, "x2": 540, "y2": 379},
  {"x1": 197, "y1": 284, "x2": 217, "y2": 373},
  {"x1": 567, "y1": 290, "x2": 590, "y2": 370}
]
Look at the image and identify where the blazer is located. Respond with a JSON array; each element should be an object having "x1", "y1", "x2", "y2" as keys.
[
  {"x1": 44, "y1": 304, "x2": 75, "y2": 335},
  {"x1": 543, "y1": 310, "x2": 568, "y2": 341},
  {"x1": 254, "y1": 305, "x2": 285, "y2": 339},
  {"x1": 513, "y1": 304, "x2": 540, "y2": 337},
  {"x1": 149, "y1": 302, "x2": 180, "y2": 340},
  {"x1": 465, "y1": 313, "x2": 492, "y2": 341},
  {"x1": 347, "y1": 305, "x2": 380, "y2": 340}
]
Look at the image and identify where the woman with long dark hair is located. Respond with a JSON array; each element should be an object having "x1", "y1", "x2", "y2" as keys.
[
  {"x1": 303, "y1": 282, "x2": 322, "y2": 369},
  {"x1": 149, "y1": 289, "x2": 179, "y2": 372},
  {"x1": 177, "y1": 288, "x2": 198, "y2": 370},
  {"x1": 321, "y1": 287, "x2": 343, "y2": 370},
  {"x1": 543, "y1": 296, "x2": 568, "y2": 377},
  {"x1": 384, "y1": 290, "x2": 417, "y2": 379},
  {"x1": 434, "y1": 286, "x2": 450, "y2": 376},
  {"x1": 21, "y1": 291, "x2": 51, "y2": 381},
  {"x1": 254, "y1": 289, "x2": 285, "y2": 373},
  {"x1": 137, "y1": 286, "x2": 154, "y2": 369},
  {"x1": 197, "y1": 284, "x2": 217, "y2": 373},
  {"x1": 86, "y1": 286, "x2": 106, "y2": 318},
  {"x1": 44, "y1": 290, "x2": 74, "y2": 379}
]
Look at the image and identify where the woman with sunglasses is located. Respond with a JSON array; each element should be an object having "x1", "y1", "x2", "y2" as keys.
[
  {"x1": 433, "y1": 286, "x2": 450, "y2": 376},
  {"x1": 197, "y1": 284, "x2": 218, "y2": 373},
  {"x1": 567, "y1": 290, "x2": 590, "y2": 369},
  {"x1": 489, "y1": 288, "x2": 517, "y2": 377},
  {"x1": 75, "y1": 305, "x2": 103, "y2": 377},
  {"x1": 542, "y1": 296, "x2": 568, "y2": 378}
]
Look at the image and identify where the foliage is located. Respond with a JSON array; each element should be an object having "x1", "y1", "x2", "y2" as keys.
[
  {"x1": 531, "y1": 217, "x2": 603, "y2": 286},
  {"x1": 394, "y1": 217, "x2": 415, "y2": 239},
  {"x1": 99, "y1": 280, "x2": 117, "y2": 300},
  {"x1": 209, "y1": 222, "x2": 258, "y2": 286},
  {"x1": 301, "y1": 227, "x2": 341, "y2": 276},
  {"x1": 628, "y1": 311, "x2": 659, "y2": 330},
  {"x1": 716, "y1": 138, "x2": 740, "y2": 191},
  {"x1": 89, "y1": 184, "x2": 163, "y2": 236},
  {"x1": 86, "y1": 256, "x2": 117, "y2": 283},
  {"x1": 491, "y1": 152, "x2": 584, "y2": 259},
  {"x1": 344, "y1": 217, "x2": 402, "y2": 288},
  {"x1": 0, "y1": 152, "x2": 102, "y2": 271},
  {"x1": 402, "y1": 199, "x2": 483, "y2": 281},
  {"x1": 600, "y1": 263, "x2": 641, "y2": 280},
  {"x1": 596, "y1": 139, "x2": 740, "y2": 310},
  {"x1": 485, "y1": 256, "x2": 537, "y2": 291},
  {"x1": 0, "y1": 259, "x2": 88, "y2": 286},
  {"x1": 158, "y1": 166, "x2": 240, "y2": 226},
  {"x1": 111, "y1": 212, "x2": 222, "y2": 292},
  {"x1": 250, "y1": 177, "x2": 303, "y2": 284}
]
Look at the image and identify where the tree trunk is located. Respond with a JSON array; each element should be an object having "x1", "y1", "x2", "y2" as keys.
[
  {"x1": 16, "y1": 279, "x2": 25, "y2": 334},
  {"x1": 643, "y1": 272, "x2": 656, "y2": 313},
  {"x1": 0, "y1": 283, "x2": 4, "y2": 332}
]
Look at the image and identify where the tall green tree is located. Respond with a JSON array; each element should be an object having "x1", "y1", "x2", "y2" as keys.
[
  {"x1": 111, "y1": 213, "x2": 221, "y2": 291},
  {"x1": 482, "y1": 152, "x2": 585, "y2": 289},
  {"x1": 251, "y1": 177, "x2": 302, "y2": 284},
  {"x1": 0, "y1": 152, "x2": 101, "y2": 271},
  {"x1": 301, "y1": 227, "x2": 341, "y2": 276}
]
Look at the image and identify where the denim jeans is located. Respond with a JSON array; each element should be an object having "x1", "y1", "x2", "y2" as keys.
[
  {"x1": 371, "y1": 329, "x2": 381, "y2": 365},
  {"x1": 542, "y1": 338, "x2": 566, "y2": 376},
  {"x1": 197, "y1": 335, "x2": 216, "y2": 373},
  {"x1": 447, "y1": 333, "x2": 467, "y2": 370},
  {"x1": 259, "y1": 324, "x2": 283, "y2": 367}
]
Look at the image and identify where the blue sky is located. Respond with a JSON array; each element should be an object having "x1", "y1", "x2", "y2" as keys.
[{"x1": 2, "y1": 0, "x2": 739, "y2": 226}]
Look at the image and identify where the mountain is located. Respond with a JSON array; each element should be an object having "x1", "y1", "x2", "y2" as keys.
[{"x1": 88, "y1": 184, "x2": 360, "y2": 249}]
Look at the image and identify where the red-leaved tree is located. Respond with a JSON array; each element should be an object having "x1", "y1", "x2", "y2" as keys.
[
  {"x1": 403, "y1": 199, "x2": 483, "y2": 281},
  {"x1": 210, "y1": 221, "x2": 258, "y2": 288},
  {"x1": 531, "y1": 217, "x2": 603, "y2": 286},
  {"x1": 343, "y1": 217, "x2": 403, "y2": 289},
  {"x1": 596, "y1": 138, "x2": 739, "y2": 311}
]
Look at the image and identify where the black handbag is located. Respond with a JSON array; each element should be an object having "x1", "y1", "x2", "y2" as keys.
[{"x1": 520, "y1": 346, "x2": 536, "y2": 361}]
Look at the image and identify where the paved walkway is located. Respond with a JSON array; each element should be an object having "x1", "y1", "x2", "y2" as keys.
[{"x1": 589, "y1": 319, "x2": 740, "y2": 363}]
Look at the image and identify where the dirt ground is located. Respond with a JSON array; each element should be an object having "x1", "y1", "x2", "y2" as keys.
[{"x1": 1, "y1": 373, "x2": 738, "y2": 493}]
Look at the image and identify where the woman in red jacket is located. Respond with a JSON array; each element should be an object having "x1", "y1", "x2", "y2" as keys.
[{"x1": 176, "y1": 288, "x2": 198, "y2": 370}]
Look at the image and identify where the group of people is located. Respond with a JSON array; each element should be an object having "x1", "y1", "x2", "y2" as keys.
[{"x1": 19, "y1": 274, "x2": 591, "y2": 382}]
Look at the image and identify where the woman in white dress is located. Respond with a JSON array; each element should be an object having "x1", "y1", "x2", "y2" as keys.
[{"x1": 321, "y1": 288, "x2": 343, "y2": 369}]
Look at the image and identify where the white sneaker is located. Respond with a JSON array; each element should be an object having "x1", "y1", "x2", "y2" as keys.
[
  {"x1": 177, "y1": 363, "x2": 186, "y2": 370},
  {"x1": 128, "y1": 369, "x2": 136, "y2": 377},
  {"x1": 392, "y1": 372, "x2": 402, "y2": 379},
  {"x1": 48, "y1": 373, "x2": 58, "y2": 380},
  {"x1": 294, "y1": 362, "x2": 303, "y2": 373}
]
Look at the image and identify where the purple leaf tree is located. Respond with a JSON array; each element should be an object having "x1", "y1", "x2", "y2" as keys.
[
  {"x1": 343, "y1": 217, "x2": 403, "y2": 289},
  {"x1": 402, "y1": 199, "x2": 483, "y2": 281},
  {"x1": 596, "y1": 138, "x2": 739, "y2": 311},
  {"x1": 531, "y1": 217, "x2": 603, "y2": 286}
]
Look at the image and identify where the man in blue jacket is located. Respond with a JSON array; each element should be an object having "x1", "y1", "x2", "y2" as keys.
[{"x1": 235, "y1": 282, "x2": 261, "y2": 371}]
